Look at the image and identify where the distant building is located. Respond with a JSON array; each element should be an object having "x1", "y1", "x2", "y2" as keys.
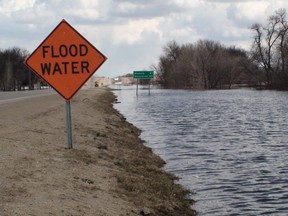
[
  {"x1": 82, "y1": 76, "x2": 114, "y2": 89},
  {"x1": 121, "y1": 77, "x2": 135, "y2": 85},
  {"x1": 94, "y1": 77, "x2": 114, "y2": 87},
  {"x1": 82, "y1": 76, "x2": 96, "y2": 89}
]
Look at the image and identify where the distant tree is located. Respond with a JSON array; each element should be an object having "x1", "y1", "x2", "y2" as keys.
[
  {"x1": 1, "y1": 49, "x2": 16, "y2": 91},
  {"x1": 194, "y1": 40, "x2": 217, "y2": 88},
  {"x1": 155, "y1": 40, "x2": 254, "y2": 89},
  {"x1": 0, "y1": 47, "x2": 38, "y2": 91},
  {"x1": 124, "y1": 73, "x2": 133, "y2": 77},
  {"x1": 0, "y1": 51, "x2": 5, "y2": 90},
  {"x1": 156, "y1": 40, "x2": 181, "y2": 88},
  {"x1": 174, "y1": 44, "x2": 198, "y2": 88},
  {"x1": 222, "y1": 47, "x2": 252, "y2": 88},
  {"x1": 250, "y1": 8, "x2": 288, "y2": 88}
]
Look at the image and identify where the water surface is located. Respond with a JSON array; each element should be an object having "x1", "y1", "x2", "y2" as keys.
[{"x1": 113, "y1": 87, "x2": 288, "y2": 215}]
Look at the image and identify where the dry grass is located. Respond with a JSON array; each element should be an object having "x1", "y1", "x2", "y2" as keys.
[
  {"x1": 114, "y1": 149, "x2": 196, "y2": 216},
  {"x1": 98, "y1": 91, "x2": 197, "y2": 216}
]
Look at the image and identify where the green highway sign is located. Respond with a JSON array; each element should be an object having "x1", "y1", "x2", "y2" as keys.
[{"x1": 133, "y1": 71, "x2": 154, "y2": 79}]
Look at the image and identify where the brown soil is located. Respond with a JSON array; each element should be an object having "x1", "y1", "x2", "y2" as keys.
[{"x1": 0, "y1": 87, "x2": 196, "y2": 216}]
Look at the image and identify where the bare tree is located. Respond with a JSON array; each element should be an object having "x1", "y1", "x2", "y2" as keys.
[
  {"x1": 156, "y1": 41, "x2": 181, "y2": 87},
  {"x1": 170, "y1": 44, "x2": 196, "y2": 88},
  {"x1": 0, "y1": 47, "x2": 36, "y2": 91},
  {"x1": 250, "y1": 9, "x2": 288, "y2": 88},
  {"x1": 194, "y1": 40, "x2": 223, "y2": 89}
]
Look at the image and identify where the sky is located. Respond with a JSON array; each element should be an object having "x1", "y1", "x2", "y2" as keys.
[{"x1": 0, "y1": 0, "x2": 288, "y2": 78}]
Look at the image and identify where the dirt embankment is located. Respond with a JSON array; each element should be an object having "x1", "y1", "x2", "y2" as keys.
[{"x1": 0, "y1": 88, "x2": 196, "y2": 216}]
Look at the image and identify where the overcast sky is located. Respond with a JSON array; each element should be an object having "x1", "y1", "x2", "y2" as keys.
[{"x1": 1, "y1": 0, "x2": 288, "y2": 77}]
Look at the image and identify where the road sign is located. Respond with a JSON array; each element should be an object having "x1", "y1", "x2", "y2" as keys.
[
  {"x1": 133, "y1": 71, "x2": 154, "y2": 79},
  {"x1": 24, "y1": 19, "x2": 107, "y2": 149},
  {"x1": 25, "y1": 19, "x2": 107, "y2": 101}
]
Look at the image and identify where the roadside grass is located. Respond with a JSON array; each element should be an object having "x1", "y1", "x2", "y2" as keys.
[
  {"x1": 113, "y1": 142, "x2": 196, "y2": 216},
  {"x1": 98, "y1": 89, "x2": 197, "y2": 215}
]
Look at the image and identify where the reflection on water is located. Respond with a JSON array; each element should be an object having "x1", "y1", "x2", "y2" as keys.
[{"x1": 113, "y1": 87, "x2": 288, "y2": 215}]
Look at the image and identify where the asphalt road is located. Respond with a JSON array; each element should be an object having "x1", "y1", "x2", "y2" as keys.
[{"x1": 0, "y1": 89, "x2": 57, "y2": 105}]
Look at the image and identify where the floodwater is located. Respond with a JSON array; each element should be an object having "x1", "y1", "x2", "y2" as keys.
[{"x1": 112, "y1": 86, "x2": 288, "y2": 216}]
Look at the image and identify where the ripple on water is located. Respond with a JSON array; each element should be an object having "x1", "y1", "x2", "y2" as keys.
[{"x1": 114, "y1": 88, "x2": 288, "y2": 215}]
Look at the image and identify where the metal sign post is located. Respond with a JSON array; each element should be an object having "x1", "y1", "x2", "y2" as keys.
[
  {"x1": 136, "y1": 79, "x2": 139, "y2": 96},
  {"x1": 149, "y1": 79, "x2": 151, "y2": 96},
  {"x1": 66, "y1": 101, "x2": 73, "y2": 149}
]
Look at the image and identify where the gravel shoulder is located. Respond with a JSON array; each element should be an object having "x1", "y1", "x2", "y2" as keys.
[{"x1": 0, "y1": 87, "x2": 196, "y2": 216}]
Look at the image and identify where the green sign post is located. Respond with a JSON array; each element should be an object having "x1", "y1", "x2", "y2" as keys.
[
  {"x1": 133, "y1": 71, "x2": 154, "y2": 79},
  {"x1": 133, "y1": 71, "x2": 154, "y2": 96}
]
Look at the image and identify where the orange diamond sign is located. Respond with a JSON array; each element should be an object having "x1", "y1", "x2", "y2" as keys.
[{"x1": 25, "y1": 19, "x2": 107, "y2": 101}]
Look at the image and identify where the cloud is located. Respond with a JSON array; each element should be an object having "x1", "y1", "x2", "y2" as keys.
[
  {"x1": 204, "y1": 0, "x2": 263, "y2": 2},
  {"x1": 0, "y1": 0, "x2": 287, "y2": 77},
  {"x1": 227, "y1": 1, "x2": 270, "y2": 27},
  {"x1": 0, "y1": 0, "x2": 35, "y2": 15}
]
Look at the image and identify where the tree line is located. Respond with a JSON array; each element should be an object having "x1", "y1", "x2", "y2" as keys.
[
  {"x1": 155, "y1": 9, "x2": 288, "y2": 90},
  {"x1": 155, "y1": 40, "x2": 259, "y2": 89},
  {"x1": 0, "y1": 47, "x2": 39, "y2": 91}
]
